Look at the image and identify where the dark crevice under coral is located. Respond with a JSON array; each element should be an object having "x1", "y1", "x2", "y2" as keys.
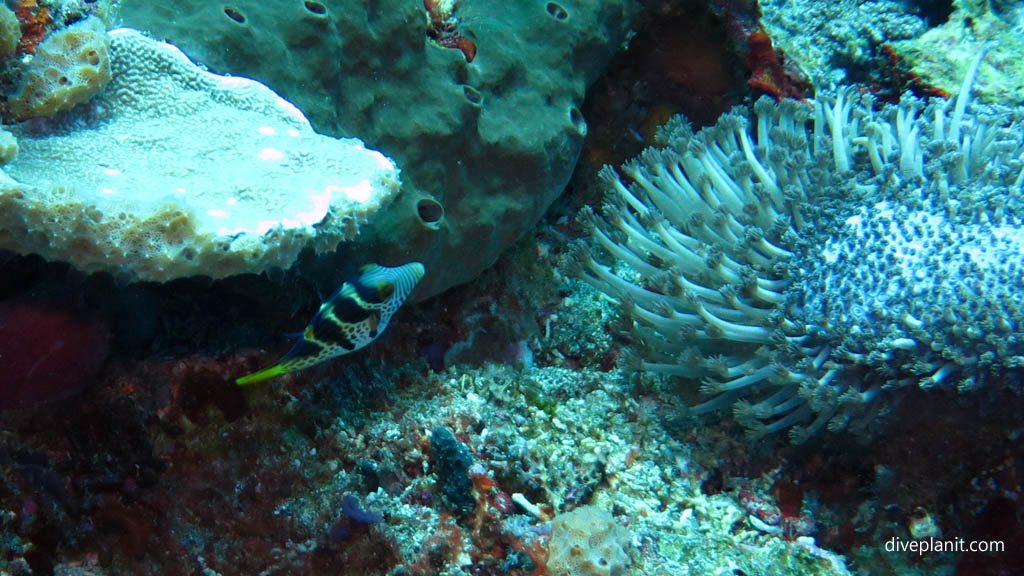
[
  {"x1": 578, "y1": 0, "x2": 748, "y2": 176},
  {"x1": 905, "y1": 0, "x2": 956, "y2": 27}
]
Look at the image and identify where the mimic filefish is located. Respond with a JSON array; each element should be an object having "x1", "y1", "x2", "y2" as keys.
[{"x1": 236, "y1": 262, "x2": 425, "y2": 385}]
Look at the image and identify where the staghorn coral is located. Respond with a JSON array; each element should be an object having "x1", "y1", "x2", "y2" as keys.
[{"x1": 571, "y1": 49, "x2": 1024, "y2": 443}]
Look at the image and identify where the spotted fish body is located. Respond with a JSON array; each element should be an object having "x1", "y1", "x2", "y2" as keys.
[{"x1": 236, "y1": 262, "x2": 425, "y2": 385}]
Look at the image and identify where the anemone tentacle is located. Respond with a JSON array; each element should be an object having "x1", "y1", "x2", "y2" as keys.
[{"x1": 573, "y1": 48, "x2": 1024, "y2": 442}]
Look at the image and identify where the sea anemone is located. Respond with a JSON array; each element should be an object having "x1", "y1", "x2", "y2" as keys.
[{"x1": 570, "y1": 48, "x2": 1024, "y2": 443}]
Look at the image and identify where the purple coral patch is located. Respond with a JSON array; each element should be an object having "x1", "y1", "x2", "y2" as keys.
[{"x1": 341, "y1": 494, "x2": 382, "y2": 525}]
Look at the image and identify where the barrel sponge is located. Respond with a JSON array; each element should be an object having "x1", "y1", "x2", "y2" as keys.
[
  {"x1": 0, "y1": 5, "x2": 20, "y2": 59},
  {"x1": 547, "y1": 506, "x2": 631, "y2": 576},
  {"x1": 0, "y1": 28, "x2": 401, "y2": 282},
  {"x1": 7, "y1": 16, "x2": 112, "y2": 120}
]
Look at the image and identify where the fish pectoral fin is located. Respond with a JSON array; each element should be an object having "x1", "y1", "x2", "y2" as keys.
[
  {"x1": 236, "y1": 363, "x2": 289, "y2": 386},
  {"x1": 375, "y1": 281, "x2": 395, "y2": 301},
  {"x1": 368, "y1": 312, "x2": 380, "y2": 336}
]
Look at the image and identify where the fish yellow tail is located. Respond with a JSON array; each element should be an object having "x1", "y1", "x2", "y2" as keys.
[{"x1": 236, "y1": 364, "x2": 289, "y2": 386}]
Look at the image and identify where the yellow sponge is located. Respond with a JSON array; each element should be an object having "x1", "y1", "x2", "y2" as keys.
[
  {"x1": 7, "y1": 16, "x2": 111, "y2": 120},
  {"x1": 547, "y1": 506, "x2": 632, "y2": 576}
]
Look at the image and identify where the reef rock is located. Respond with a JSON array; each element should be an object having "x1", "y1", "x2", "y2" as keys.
[
  {"x1": 119, "y1": 0, "x2": 634, "y2": 298},
  {"x1": 0, "y1": 28, "x2": 401, "y2": 282},
  {"x1": 889, "y1": 0, "x2": 1024, "y2": 105},
  {"x1": 758, "y1": 0, "x2": 926, "y2": 88}
]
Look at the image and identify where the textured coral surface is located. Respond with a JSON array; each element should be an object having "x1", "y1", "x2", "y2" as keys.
[
  {"x1": 0, "y1": 28, "x2": 401, "y2": 282},
  {"x1": 118, "y1": 0, "x2": 633, "y2": 299},
  {"x1": 0, "y1": 3, "x2": 1021, "y2": 576}
]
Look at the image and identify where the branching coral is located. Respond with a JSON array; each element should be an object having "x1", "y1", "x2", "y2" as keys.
[{"x1": 570, "y1": 48, "x2": 1024, "y2": 443}]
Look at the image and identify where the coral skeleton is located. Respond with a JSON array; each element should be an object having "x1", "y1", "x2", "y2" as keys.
[{"x1": 572, "y1": 48, "x2": 1024, "y2": 443}]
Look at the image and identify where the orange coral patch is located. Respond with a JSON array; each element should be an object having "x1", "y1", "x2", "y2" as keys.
[{"x1": 15, "y1": 1, "x2": 52, "y2": 55}]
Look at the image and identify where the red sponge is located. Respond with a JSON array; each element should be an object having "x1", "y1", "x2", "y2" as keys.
[{"x1": 0, "y1": 300, "x2": 109, "y2": 412}]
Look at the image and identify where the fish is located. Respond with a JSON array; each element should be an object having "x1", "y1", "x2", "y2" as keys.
[{"x1": 236, "y1": 262, "x2": 425, "y2": 385}]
